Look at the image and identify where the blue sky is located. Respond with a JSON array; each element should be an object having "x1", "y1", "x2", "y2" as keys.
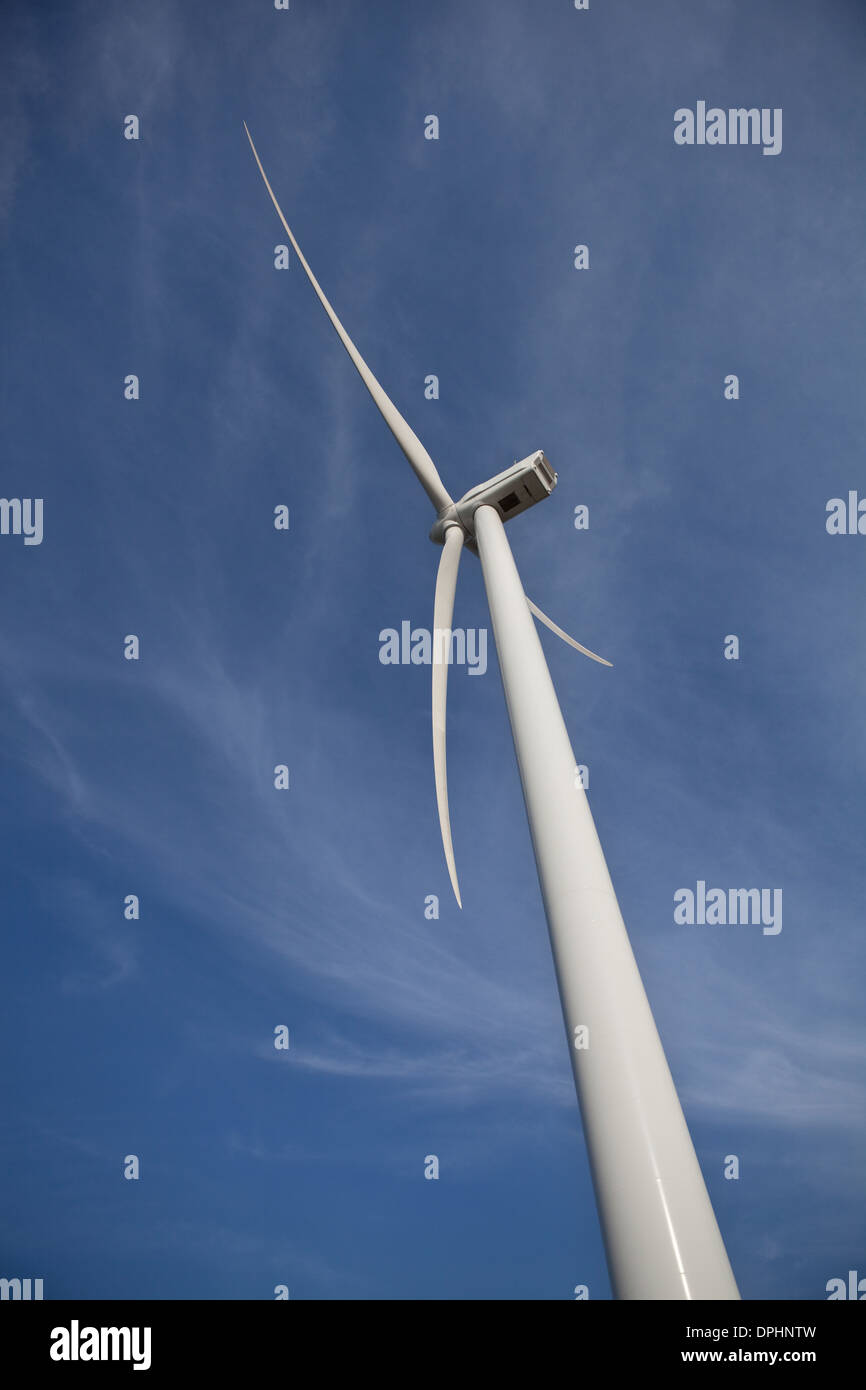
[{"x1": 1, "y1": 0, "x2": 864, "y2": 1300}]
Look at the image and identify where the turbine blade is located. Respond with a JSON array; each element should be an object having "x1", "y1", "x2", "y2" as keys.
[
  {"x1": 433, "y1": 526, "x2": 464, "y2": 907},
  {"x1": 243, "y1": 123, "x2": 453, "y2": 516},
  {"x1": 526, "y1": 597, "x2": 613, "y2": 667}
]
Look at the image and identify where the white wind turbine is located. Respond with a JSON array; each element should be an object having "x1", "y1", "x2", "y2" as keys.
[{"x1": 245, "y1": 125, "x2": 740, "y2": 1301}]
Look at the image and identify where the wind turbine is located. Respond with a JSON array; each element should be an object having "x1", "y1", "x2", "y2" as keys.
[{"x1": 244, "y1": 125, "x2": 740, "y2": 1302}]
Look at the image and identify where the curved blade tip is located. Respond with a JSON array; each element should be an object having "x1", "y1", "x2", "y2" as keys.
[{"x1": 526, "y1": 597, "x2": 613, "y2": 667}]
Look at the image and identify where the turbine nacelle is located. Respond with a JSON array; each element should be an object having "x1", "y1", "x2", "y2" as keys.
[{"x1": 430, "y1": 451, "x2": 557, "y2": 547}]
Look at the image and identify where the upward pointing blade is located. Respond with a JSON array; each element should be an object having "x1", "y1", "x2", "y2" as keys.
[
  {"x1": 433, "y1": 526, "x2": 465, "y2": 908},
  {"x1": 244, "y1": 124, "x2": 453, "y2": 517}
]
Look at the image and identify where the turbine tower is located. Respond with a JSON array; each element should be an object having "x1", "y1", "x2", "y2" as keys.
[{"x1": 244, "y1": 125, "x2": 740, "y2": 1301}]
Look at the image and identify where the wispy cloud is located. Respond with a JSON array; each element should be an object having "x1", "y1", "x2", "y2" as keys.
[{"x1": 0, "y1": 10, "x2": 48, "y2": 228}]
